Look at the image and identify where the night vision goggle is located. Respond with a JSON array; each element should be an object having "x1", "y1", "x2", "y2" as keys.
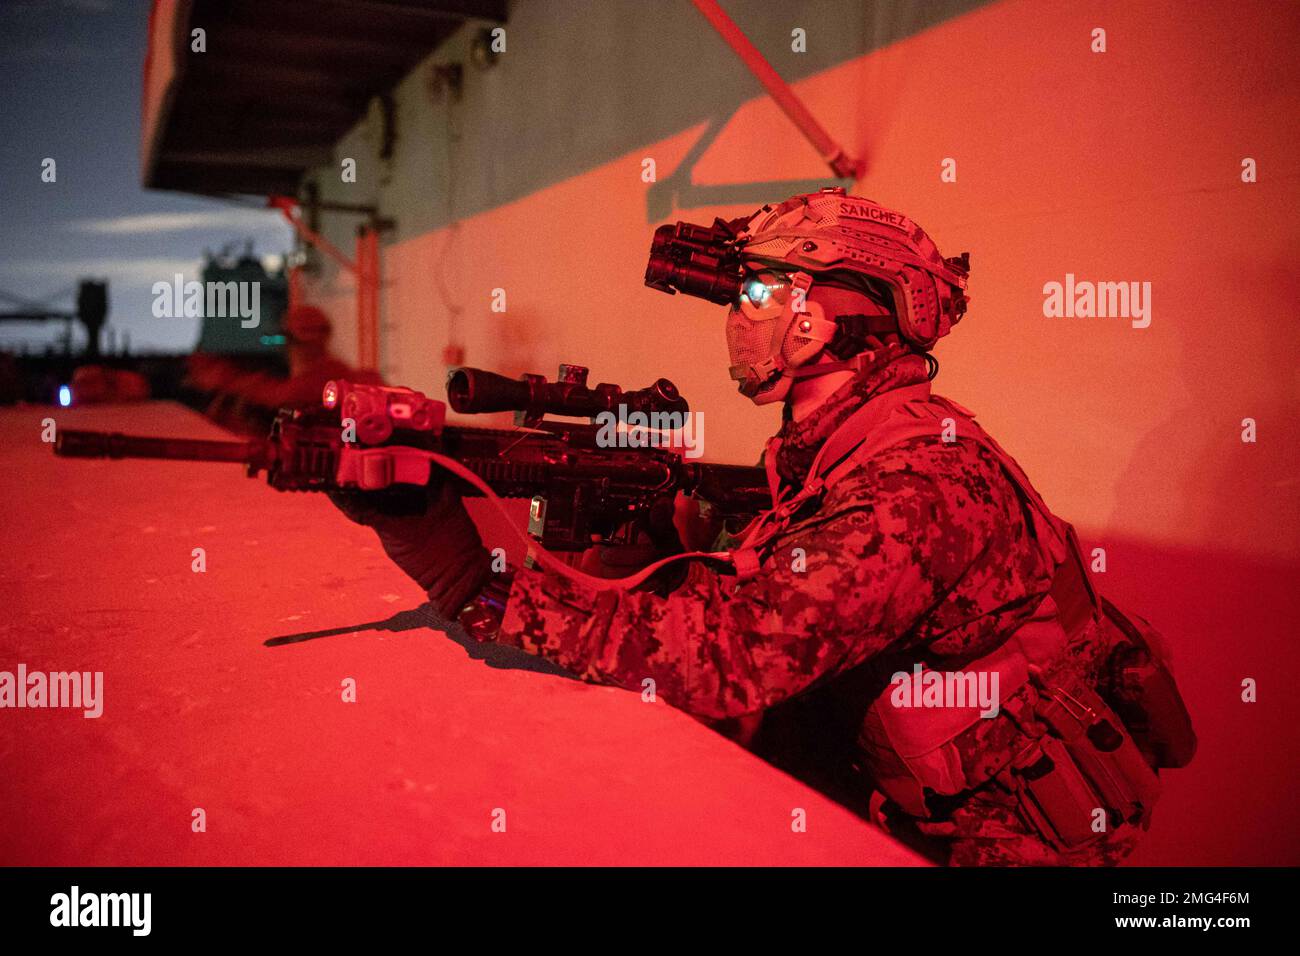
[{"x1": 643, "y1": 216, "x2": 750, "y2": 306}]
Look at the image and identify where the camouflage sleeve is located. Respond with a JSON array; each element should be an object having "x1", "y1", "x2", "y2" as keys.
[{"x1": 496, "y1": 437, "x2": 1046, "y2": 721}]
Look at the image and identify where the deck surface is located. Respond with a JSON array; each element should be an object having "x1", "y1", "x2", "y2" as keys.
[{"x1": 0, "y1": 401, "x2": 924, "y2": 865}]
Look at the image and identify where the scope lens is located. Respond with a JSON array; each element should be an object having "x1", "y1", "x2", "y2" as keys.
[{"x1": 445, "y1": 370, "x2": 470, "y2": 410}]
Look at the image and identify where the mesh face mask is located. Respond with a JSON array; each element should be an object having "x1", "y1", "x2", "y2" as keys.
[
  {"x1": 726, "y1": 268, "x2": 831, "y2": 404},
  {"x1": 727, "y1": 269, "x2": 791, "y2": 358},
  {"x1": 726, "y1": 270, "x2": 796, "y2": 401}
]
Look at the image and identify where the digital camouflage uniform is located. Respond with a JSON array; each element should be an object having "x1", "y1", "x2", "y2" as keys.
[{"x1": 496, "y1": 352, "x2": 1141, "y2": 866}]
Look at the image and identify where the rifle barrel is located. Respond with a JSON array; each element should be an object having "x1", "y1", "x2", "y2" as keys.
[{"x1": 54, "y1": 429, "x2": 261, "y2": 464}]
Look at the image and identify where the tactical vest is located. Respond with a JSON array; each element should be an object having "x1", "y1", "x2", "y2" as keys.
[{"x1": 732, "y1": 381, "x2": 1194, "y2": 851}]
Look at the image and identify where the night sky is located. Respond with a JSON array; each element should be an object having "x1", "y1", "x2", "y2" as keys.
[{"x1": 0, "y1": 0, "x2": 292, "y2": 353}]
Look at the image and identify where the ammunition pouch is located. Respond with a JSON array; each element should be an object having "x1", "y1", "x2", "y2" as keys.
[
  {"x1": 1002, "y1": 674, "x2": 1161, "y2": 852},
  {"x1": 860, "y1": 615, "x2": 1166, "y2": 852}
]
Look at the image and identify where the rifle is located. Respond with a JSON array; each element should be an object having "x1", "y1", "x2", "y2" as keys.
[{"x1": 53, "y1": 363, "x2": 770, "y2": 554}]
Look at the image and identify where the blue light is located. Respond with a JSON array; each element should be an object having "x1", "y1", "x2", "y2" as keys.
[
  {"x1": 745, "y1": 280, "x2": 770, "y2": 305},
  {"x1": 58, "y1": 385, "x2": 72, "y2": 407}
]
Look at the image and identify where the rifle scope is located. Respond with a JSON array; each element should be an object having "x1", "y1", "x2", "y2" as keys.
[{"x1": 446, "y1": 364, "x2": 688, "y2": 420}]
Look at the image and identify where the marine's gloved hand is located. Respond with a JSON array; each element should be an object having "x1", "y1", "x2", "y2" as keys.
[{"x1": 329, "y1": 481, "x2": 493, "y2": 618}]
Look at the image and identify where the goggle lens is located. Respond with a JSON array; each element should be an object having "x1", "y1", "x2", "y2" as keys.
[{"x1": 738, "y1": 270, "x2": 792, "y2": 309}]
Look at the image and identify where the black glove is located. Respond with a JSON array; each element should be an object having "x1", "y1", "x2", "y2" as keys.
[{"x1": 330, "y1": 481, "x2": 493, "y2": 618}]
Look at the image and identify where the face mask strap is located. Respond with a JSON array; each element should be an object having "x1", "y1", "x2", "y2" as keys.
[
  {"x1": 786, "y1": 341, "x2": 912, "y2": 380},
  {"x1": 729, "y1": 355, "x2": 782, "y2": 391},
  {"x1": 786, "y1": 354, "x2": 869, "y2": 379}
]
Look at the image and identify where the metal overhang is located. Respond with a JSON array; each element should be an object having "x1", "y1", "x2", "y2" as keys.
[{"x1": 141, "y1": 0, "x2": 507, "y2": 196}]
